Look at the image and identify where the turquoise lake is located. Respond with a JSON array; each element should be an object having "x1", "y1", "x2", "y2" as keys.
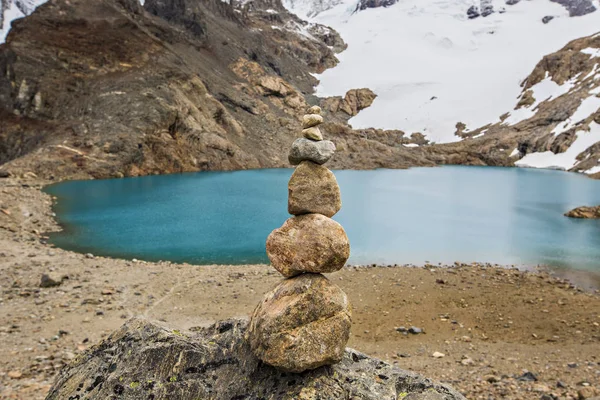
[{"x1": 45, "y1": 166, "x2": 600, "y2": 273}]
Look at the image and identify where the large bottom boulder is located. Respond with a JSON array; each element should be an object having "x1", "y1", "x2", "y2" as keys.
[
  {"x1": 247, "y1": 273, "x2": 351, "y2": 373},
  {"x1": 45, "y1": 318, "x2": 466, "y2": 400}
]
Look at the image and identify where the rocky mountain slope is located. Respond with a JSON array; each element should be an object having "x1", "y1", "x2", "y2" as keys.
[
  {"x1": 46, "y1": 317, "x2": 465, "y2": 400},
  {"x1": 0, "y1": 0, "x2": 431, "y2": 180},
  {"x1": 2, "y1": 0, "x2": 600, "y2": 180},
  {"x1": 421, "y1": 32, "x2": 600, "y2": 176}
]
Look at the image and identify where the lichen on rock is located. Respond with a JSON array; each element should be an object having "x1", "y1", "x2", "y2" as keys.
[{"x1": 45, "y1": 318, "x2": 466, "y2": 400}]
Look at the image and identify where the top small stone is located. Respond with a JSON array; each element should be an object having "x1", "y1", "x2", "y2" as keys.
[
  {"x1": 307, "y1": 105, "x2": 322, "y2": 115},
  {"x1": 302, "y1": 114, "x2": 323, "y2": 129}
]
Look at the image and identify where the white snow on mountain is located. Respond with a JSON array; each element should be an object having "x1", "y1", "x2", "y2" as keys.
[
  {"x1": 503, "y1": 73, "x2": 575, "y2": 126},
  {"x1": 285, "y1": 0, "x2": 600, "y2": 143},
  {"x1": 282, "y1": 0, "x2": 346, "y2": 19},
  {"x1": 0, "y1": 0, "x2": 48, "y2": 43},
  {"x1": 516, "y1": 122, "x2": 600, "y2": 170}
]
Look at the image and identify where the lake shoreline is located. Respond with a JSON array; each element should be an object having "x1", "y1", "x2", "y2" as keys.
[
  {"x1": 43, "y1": 166, "x2": 600, "y2": 271},
  {"x1": 1, "y1": 177, "x2": 600, "y2": 399}
]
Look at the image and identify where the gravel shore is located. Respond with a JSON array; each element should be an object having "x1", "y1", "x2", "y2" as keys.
[{"x1": 0, "y1": 177, "x2": 599, "y2": 399}]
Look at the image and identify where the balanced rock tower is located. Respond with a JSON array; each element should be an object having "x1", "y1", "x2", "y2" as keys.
[{"x1": 247, "y1": 106, "x2": 352, "y2": 373}]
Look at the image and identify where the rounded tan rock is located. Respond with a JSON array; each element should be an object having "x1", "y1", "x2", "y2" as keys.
[
  {"x1": 288, "y1": 161, "x2": 341, "y2": 217},
  {"x1": 302, "y1": 126, "x2": 323, "y2": 141},
  {"x1": 266, "y1": 214, "x2": 350, "y2": 277},
  {"x1": 307, "y1": 105, "x2": 322, "y2": 115},
  {"x1": 302, "y1": 114, "x2": 323, "y2": 129},
  {"x1": 247, "y1": 273, "x2": 352, "y2": 373}
]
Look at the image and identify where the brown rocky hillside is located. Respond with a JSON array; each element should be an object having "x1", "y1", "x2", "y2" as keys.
[{"x1": 0, "y1": 0, "x2": 431, "y2": 180}]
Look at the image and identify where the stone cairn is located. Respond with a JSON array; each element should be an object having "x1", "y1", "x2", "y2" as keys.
[{"x1": 247, "y1": 106, "x2": 352, "y2": 373}]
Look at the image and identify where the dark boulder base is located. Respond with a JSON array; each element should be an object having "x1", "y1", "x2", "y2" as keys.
[{"x1": 46, "y1": 318, "x2": 466, "y2": 400}]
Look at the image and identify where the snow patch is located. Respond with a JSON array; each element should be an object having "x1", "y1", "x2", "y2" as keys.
[
  {"x1": 402, "y1": 143, "x2": 420, "y2": 148},
  {"x1": 504, "y1": 75, "x2": 574, "y2": 125},
  {"x1": 509, "y1": 148, "x2": 520, "y2": 157},
  {"x1": 585, "y1": 164, "x2": 600, "y2": 174},
  {"x1": 516, "y1": 122, "x2": 600, "y2": 170},
  {"x1": 287, "y1": 0, "x2": 600, "y2": 143},
  {"x1": 583, "y1": 63, "x2": 599, "y2": 80},
  {"x1": 552, "y1": 95, "x2": 600, "y2": 135},
  {"x1": 581, "y1": 47, "x2": 600, "y2": 57}
]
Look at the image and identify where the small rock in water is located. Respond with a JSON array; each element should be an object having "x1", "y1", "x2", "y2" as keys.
[
  {"x1": 247, "y1": 273, "x2": 351, "y2": 373},
  {"x1": 302, "y1": 126, "x2": 323, "y2": 141},
  {"x1": 266, "y1": 214, "x2": 350, "y2": 278},
  {"x1": 288, "y1": 161, "x2": 341, "y2": 218},
  {"x1": 302, "y1": 114, "x2": 323, "y2": 129},
  {"x1": 307, "y1": 105, "x2": 322, "y2": 115},
  {"x1": 288, "y1": 138, "x2": 335, "y2": 165}
]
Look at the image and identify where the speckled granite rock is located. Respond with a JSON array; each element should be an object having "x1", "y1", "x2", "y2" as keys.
[
  {"x1": 45, "y1": 318, "x2": 466, "y2": 400},
  {"x1": 266, "y1": 214, "x2": 350, "y2": 277},
  {"x1": 247, "y1": 273, "x2": 351, "y2": 373},
  {"x1": 288, "y1": 161, "x2": 341, "y2": 217}
]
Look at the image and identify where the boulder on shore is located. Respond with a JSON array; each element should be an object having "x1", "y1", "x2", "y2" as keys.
[
  {"x1": 247, "y1": 273, "x2": 351, "y2": 373},
  {"x1": 45, "y1": 318, "x2": 466, "y2": 400},
  {"x1": 266, "y1": 214, "x2": 350, "y2": 277},
  {"x1": 564, "y1": 205, "x2": 600, "y2": 219}
]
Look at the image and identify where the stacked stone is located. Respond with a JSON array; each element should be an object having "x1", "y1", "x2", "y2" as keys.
[{"x1": 247, "y1": 106, "x2": 352, "y2": 373}]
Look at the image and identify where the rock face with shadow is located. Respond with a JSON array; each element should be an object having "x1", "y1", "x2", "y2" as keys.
[
  {"x1": 565, "y1": 205, "x2": 600, "y2": 218},
  {"x1": 0, "y1": 0, "x2": 435, "y2": 181},
  {"x1": 45, "y1": 318, "x2": 466, "y2": 400}
]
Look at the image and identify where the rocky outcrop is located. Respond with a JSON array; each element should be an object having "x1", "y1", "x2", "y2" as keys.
[
  {"x1": 321, "y1": 88, "x2": 377, "y2": 117},
  {"x1": 550, "y1": 0, "x2": 596, "y2": 17},
  {"x1": 354, "y1": 0, "x2": 398, "y2": 12},
  {"x1": 0, "y1": 0, "x2": 442, "y2": 180},
  {"x1": 418, "y1": 33, "x2": 600, "y2": 176},
  {"x1": 565, "y1": 205, "x2": 600, "y2": 218},
  {"x1": 45, "y1": 318, "x2": 466, "y2": 400}
]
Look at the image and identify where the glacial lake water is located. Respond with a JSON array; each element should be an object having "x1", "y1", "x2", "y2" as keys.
[{"x1": 45, "y1": 166, "x2": 600, "y2": 273}]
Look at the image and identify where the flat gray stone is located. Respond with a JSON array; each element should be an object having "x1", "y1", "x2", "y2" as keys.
[{"x1": 288, "y1": 138, "x2": 335, "y2": 165}]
